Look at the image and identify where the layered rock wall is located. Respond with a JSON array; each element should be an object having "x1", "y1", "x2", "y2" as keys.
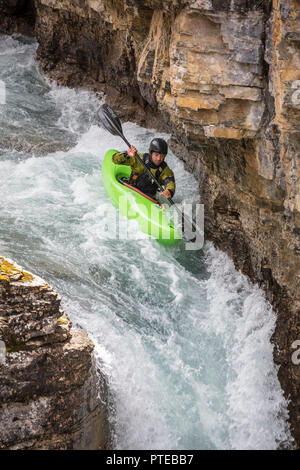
[
  {"x1": 0, "y1": 0, "x2": 35, "y2": 35},
  {"x1": 0, "y1": 257, "x2": 109, "y2": 450}
]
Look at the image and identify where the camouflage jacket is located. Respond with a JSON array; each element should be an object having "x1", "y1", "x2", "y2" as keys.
[{"x1": 112, "y1": 151, "x2": 176, "y2": 197}]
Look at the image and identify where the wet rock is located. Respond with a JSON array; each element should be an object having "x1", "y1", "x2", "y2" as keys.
[{"x1": 0, "y1": 257, "x2": 110, "y2": 449}]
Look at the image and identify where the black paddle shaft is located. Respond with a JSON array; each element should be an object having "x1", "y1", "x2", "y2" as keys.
[{"x1": 97, "y1": 104, "x2": 201, "y2": 239}]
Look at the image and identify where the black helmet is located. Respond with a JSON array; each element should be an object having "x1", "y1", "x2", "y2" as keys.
[{"x1": 149, "y1": 138, "x2": 168, "y2": 155}]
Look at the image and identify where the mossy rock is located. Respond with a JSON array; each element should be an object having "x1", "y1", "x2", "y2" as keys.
[{"x1": 0, "y1": 257, "x2": 34, "y2": 283}]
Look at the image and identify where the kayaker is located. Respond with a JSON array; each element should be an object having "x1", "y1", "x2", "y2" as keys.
[{"x1": 112, "y1": 138, "x2": 175, "y2": 199}]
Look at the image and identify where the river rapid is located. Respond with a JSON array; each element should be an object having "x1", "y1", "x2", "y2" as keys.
[{"x1": 0, "y1": 34, "x2": 292, "y2": 450}]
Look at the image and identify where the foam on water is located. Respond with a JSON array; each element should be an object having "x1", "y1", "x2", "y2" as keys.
[
  {"x1": 0, "y1": 34, "x2": 293, "y2": 450},
  {"x1": 204, "y1": 245, "x2": 292, "y2": 449}
]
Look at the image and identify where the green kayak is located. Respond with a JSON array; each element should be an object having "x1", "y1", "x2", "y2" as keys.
[{"x1": 102, "y1": 149, "x2": 181, "y2": 245}]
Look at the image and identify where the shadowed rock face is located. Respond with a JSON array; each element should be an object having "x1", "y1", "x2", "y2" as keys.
[
  {"x1": 0, "y1": 0, "x2": 36, "y2": 36},
  {"x1": 0, "y1": 0, "x2": 299, "y2": 446},
  {"x1": 0, "y1": 257, "x2": 110, "y2": 450}
]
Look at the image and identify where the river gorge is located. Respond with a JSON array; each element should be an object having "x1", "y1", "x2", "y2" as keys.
[{"x1": 0, "y1": 0, "x2": 299, "y2": 450}]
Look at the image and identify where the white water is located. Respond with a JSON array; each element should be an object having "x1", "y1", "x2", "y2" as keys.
[{"x1": 0, "y1": 35, "x2": 292, "y2": 450}]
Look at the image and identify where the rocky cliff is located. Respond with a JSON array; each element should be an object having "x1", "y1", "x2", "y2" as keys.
[
  {"x1": 0, "y1": 257, "x2": 109, "y2": 449},
  {"x1": 0, "y1": 0, "x2": 299, "y2": 447}
]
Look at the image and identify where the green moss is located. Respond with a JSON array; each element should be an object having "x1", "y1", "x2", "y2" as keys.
[
  {"x1": 6, "y1": 344, "x2": 22, "y2": 353},
  {"x1": 0, "y1": 257, "x2": 34, "y2": 283},
  {"x1": 57, "y1": 315, "x2": 69, "y2": 325}
]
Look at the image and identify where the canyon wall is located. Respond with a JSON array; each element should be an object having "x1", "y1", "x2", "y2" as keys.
[
  {"x1": 0, "y1": 0, "x2": 299, "y2": 447},
  {"x1": 0, "y1": 0, "x2": 35, "y2": 35},
  {"x1": 0, "y1": 257, "x2": 110, "y2": 449}
]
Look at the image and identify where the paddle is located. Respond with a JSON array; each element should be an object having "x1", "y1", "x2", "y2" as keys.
[{"x1": 97, "y1": 104, "x2": 201, "y2": 242}]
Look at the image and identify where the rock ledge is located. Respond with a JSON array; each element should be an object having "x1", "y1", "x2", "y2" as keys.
[{"x1": 0, "y1": 257, "x2": 109, "y2": 450}]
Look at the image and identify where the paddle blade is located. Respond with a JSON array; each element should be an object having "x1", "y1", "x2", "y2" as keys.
[{"x1": 97, "y1": 104, "x2": 123, "y2": 137}]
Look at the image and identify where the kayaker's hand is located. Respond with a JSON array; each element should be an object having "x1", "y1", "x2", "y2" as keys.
[
  {"x1": 127, "y1": 146, "x2": 137, "y2": 157},
  {"x1": 160, "y1": 189, "x2": 172, "y2": 199}
]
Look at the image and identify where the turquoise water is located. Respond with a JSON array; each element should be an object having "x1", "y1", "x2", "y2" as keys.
[{"x1": 0, "y1": 34, "x2": 292, "y2": 450}]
